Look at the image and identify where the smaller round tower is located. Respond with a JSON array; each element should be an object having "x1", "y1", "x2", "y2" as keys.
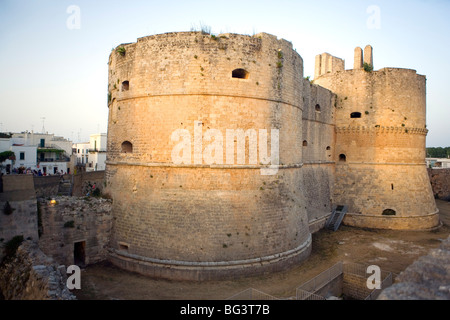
[{"x1": 314, "y1": 46, "x2": 440, "y2": 230}]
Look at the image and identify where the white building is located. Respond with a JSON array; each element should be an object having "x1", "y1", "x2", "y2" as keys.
[
  {"x1": 87, "y1": 133, "x2": 107, "y2": 171},
  {"x1": 73, "y1": 142, "x2": 90, "y2": 166},
  {"x1": 72, "y1": 133, "x2": 107, "y2": 172},
  {"x1": 426, "y1": 158, "x2": 450, "y2": 169},
  {"x1": 0, "y1": 132, "x2": 73, "y2": 175}
]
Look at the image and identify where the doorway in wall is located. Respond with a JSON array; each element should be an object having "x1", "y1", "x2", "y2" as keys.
[{"x1": 74, "y1": 241, "x2": 86, "y2": 267}]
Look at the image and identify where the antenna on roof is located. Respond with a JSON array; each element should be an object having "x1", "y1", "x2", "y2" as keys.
[{"x1": 41, "y1": 117, "x2": 46, "y2": 133}]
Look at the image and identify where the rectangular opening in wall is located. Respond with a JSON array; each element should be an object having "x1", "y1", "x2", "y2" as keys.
[{"x1": 74, "y1": 241, "x2": 86, "y2": 267}]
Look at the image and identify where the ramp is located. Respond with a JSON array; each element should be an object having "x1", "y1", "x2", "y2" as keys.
[{"x1": 325, "y1": 205, "x2": 348, "y2": 231}]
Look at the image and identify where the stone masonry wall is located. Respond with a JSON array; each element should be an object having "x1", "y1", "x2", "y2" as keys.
[
  {"x1": 33, "y1": 176, "x2": 60, "y2": 198},
  {"x1": 301, "y1": 80, "x2": 336, "y2": 229},
  {"x1": 342, "y1": 273, "x2": 372, "y2": 299},
  {"x1": 0, "y1": 240, "x2": 75, "y2": 300},
  {"x1": 38, "y1": 196, "x2": 112, "y2": 266},
  {"x1": 0, "y1": 175, "x2": 38, "y2": 261},
  {"x1": 428, "y1": 168, "x2": 450, "y2": 200},
  {"x1": 72, "y1": 170, "x2": 106, "y2": 197}
]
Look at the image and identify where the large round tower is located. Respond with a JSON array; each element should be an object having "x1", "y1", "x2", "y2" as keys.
[
  {"x1": 105, "y1": 32, "x2": 311, "y2": 280},
  {"x1": 314, "y1": 46, "x2": 439, "y2": 230}
]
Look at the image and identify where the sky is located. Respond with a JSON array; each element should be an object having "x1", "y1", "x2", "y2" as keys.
[{"x1": 0, "y1": 0, "x2": 449, "y2": 146}]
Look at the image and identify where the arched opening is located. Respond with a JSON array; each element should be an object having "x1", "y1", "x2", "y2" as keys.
[
  {"x1": 122, "y1": 81, "x2": 129, "y2": 91},
  {"x1": 315, "y1": 104, "x2": 321, "y2": 112},
  {"x1": 382, "y1": 209, "x2": 396, "y2": 216},
  {"x1": 232, "y1": 68, "x2": 249, "y2": 79},
  {"x1": 339, "y1": 154, "x2": 347, "y2": 162},
  {"x1": 351, "y1": 112, "x2": 362, "y2": 118},
  {"x1": 303, "y1": 140, "x2": 308, "y2": 147},
  {"x1": 121, "y1": 141, "x2": 133, "y2": 153},
  {"x1": 326, "y1": 146, "x2": 331, "y2": 151}
]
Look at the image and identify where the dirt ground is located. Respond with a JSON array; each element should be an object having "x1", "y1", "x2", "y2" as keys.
[{"x1": 74, "y1": 200, "x2": 450, "y2": 300}]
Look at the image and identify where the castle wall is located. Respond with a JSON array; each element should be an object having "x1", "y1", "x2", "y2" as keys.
[
  {"x1": 106, "y1": 32, "x2": 311, "y2": 280},
  {"x1": 314, "y1": 66, "x2": 439, "y2": 230},
  {"x1": 301, "y1": 80, "x2": 336, "y2": 229}
]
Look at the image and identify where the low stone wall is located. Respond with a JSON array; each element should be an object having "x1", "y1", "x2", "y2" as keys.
[
  {"x1": 33, "y1": 176, "x2": 61, "y2": 198},
  {"x1": 428, "y1": 168, "x2": 450, "y2": 200},
  {"x1": 343, "y1": 211, "x2": 441, "y2": 231},
  {"x1": 378, "y1": 235, "x2": 450, "y2": 300},
  {"x1": 0, "y1": 175, "x2": 38, "y2": 261},
  {"x1": 342, "y1": 273, "x2": 372, "y2": 300},
  {"x1": 38, "y1": 196, "x2": 112, "y2": 266},
  {"x1": 0, "y1": 240, "x2": 76, "y2": 300}
]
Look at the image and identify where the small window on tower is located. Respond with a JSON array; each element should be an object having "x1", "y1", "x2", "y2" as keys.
[
  {"x1": 303, "y1": 140, "x2": 308, "y2": 147},
  {"x1": 121, "y1": 141, "x2": 133, "y2": 153},
  {"x1": 382, "y1": 209, "x2": 396, "y2": 216},
  {"x1": 122, "y1": 81, "x2": 129, "y2": 91},
  {"x1": 351, "y1": 112, "x2": 362, "y2": 118},
  {"x1": 315, "y1": 104, "x2": 321, "y2": 112},
  {"x1": 232, "y1": 69, "x2": 249, "y2": 79},
  {"x1": 339, "y1": 154, "x2": 347, "y2": 162}
]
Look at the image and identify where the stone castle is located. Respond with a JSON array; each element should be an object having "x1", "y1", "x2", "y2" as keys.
[{"x1": 105, "y1": 31, "x2": 439, "y2": 280}]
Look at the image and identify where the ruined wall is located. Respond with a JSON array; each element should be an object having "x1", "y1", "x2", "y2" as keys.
[
  {"x1": 0, "y1": 240, "x2": 75, "y2": 300},
  {"x1": 314, "y1": 64, "x2": 439, "y2": 230},
  {"x1": 0, "y1": 175, "x2": 38, "y2": 261},
  {"x1": 106, "y1": 32, "x2": 311, "y2": 280},
  {"x1": 72, "y1": 170, "x2": 106, "y2": 197},
  {"x1": 301, "y1": 80, "x2": 336, "y2": 230},
  {"x1": 38, "y1": 196, "x2": 112, "y2": 266},
  {"x1": 428, "y1": 168, "x2": 450, "y2": 200}
]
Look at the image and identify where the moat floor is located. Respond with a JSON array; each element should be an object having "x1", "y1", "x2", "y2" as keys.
[{"x1": 74, "y1": 200, "x2": 450, "y2": 300}]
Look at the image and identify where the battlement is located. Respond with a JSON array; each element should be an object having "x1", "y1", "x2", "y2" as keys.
[
  {"x1": 353, "y1": 45, "x2": 373, "y2": 70},
  {"x1": 315, "y1": 45, "x2": 373, "y2": 78},
  {"x1": 314, "y1": 53, "x2": 345, "y2": 78}
]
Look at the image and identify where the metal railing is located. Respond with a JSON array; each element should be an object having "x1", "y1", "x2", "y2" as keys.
[
  {"x1": 225, "y1": 262, "x2": 394, "y2": 300},
  {"x1": 296, "y1": 262, "x2": 343, "y2": 294},
  {"x1": 296, "y1": 289, "x2": 326, "y2": 300},
  {"x1": 364, "y1": 272, "x2": 393, "y2": 300},
  {"x1": 226, "y1": 288, "x2": 279, "y2": 300}
]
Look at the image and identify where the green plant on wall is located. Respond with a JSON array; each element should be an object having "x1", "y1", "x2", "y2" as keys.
[
  {"x1": 117, "y1": 47, "x2": 126, "y2": 56},
  {"x1": 363, "y1": 62, "x2": 373, "y2": 72},
  {"x1": 0, "y1": 151, "x2": 15, "y2": 163}
]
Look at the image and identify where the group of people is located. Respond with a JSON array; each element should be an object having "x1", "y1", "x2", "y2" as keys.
[{"x1": 4, "y1": 167, "x2": 67, "y2": 176}]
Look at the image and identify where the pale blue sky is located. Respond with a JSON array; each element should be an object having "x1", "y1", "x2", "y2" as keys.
[{"x1": 0, "y1": 0, "x2": 449, "y2": 146}]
